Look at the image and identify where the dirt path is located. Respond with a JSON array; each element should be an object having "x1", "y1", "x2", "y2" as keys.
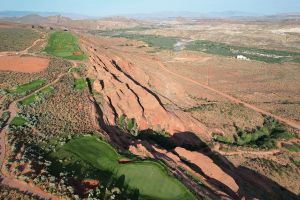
[
  {"x1": 212, "y1": 143, "x2": 281, "y2": 157},
  {"x1": 0, "y1": 31, "x2": 46, "y2": 57},
  {"x1": 0, "y1": 63, "x2": 76, "y2": 199},
  {"x1": 1, "y1": 176, "x2": 58, "y2": 200},
  {"x1": 157, "y1": 61, "x2": 300, "y2": 131},
  {"x1": 22, "y1": 32, "x2": 46, "y2": 53}
]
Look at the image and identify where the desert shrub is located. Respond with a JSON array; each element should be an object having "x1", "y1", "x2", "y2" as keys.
[
  {"x1": 213, "y1": 116, "x2": 294, "y2": 149},
  {"x1": 116, "y1": 115, "x2": 139, "y2": 136},
  {"x1": 0, "y1": 111, "x2": 10, "y2": 129},
  {"x1": 139, "y1": 130, "x2": 176, "y2": 150},
  {"x1": 74, "y1": 77, "x2": 87, "y2": 90},
  {"x1": 186, "y1": 40, "x2": 300, "y2": 63},
  {"x1": 25, "y1": 75, "x2": 95, "y2": 137},
  {"x1": 0, "y1": 28, "x2": 40, "y2": 52},
  {"x1": 212, "y1": 134, "x2": 233, "y2": 144},
  {"x1": 0, "y1": 185, "x2": 40, "y2": 200}
]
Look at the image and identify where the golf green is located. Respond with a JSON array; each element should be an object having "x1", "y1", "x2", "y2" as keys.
[{"x1": 53, "y1": 136, "x2": 195, "y2": 200}]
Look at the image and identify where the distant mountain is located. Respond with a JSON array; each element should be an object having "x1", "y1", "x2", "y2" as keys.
[
  {"x1": 1, "y1": 14, "x2": 72, "y2": 25},
  {"x1": 0, "y1": 13, "x2": 147, "y2": 30},
  {"x1": 0, "y1": 10, "x2": 91, "y2": 20},
  {"x1": 122, "y1": 11, "x2": 261, "y2": 20}
]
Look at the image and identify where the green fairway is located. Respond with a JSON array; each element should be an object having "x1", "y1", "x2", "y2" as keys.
[
  {"x1": 51, "y1": 136, "x2": 195, "y2": 200},
  {"x1": 9, "y1": 79, "x2": 46, "y2": 94},
  {"x1": 19, "y1": 95, "x2": 38, "y2": 105},
  {"x1": 10, "y1": 116, "x2": 27, "y2": 126},
  {"x1": 74, "y1": 78, "x2": 87, "y2": 90},
  {"x1": 19, "y1": 86, "x2": 54, "y2": 105},
  {"x1": 45, "y1": 31, "x2": 85, "y2": 60}
]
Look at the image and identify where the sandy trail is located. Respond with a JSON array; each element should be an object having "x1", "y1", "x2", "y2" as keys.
[
  {"x1": 157, "y1": 61, "x2": 300, "y2": 131},
  {"x1": 22, "y1": 32, "x2": 46, "y2": 53},
  {"x1": 212, "y1": 143, "x2": 281, "y2": 157}
]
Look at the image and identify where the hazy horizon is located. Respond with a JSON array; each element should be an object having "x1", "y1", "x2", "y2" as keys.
[{"x1": 1, "y1": 0, "x2": 300, "y2": 17}]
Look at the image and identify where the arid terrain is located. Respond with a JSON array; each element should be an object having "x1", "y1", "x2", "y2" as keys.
[{"x1": 0, "y1": 14, "x2": 299, "y2": 200}]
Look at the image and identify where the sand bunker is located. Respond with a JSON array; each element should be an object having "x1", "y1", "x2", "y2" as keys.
[{"x1": 0, "y1": 55, "x2": 49, "y2": 73}]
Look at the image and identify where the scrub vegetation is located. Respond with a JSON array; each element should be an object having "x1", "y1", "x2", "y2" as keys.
[
  {"x1": 186, "y1": 40, "x2": 300, "y2": 63},
  {"x1": 0, "y1": 28, "x2": 39, "y2": 52},
  {"x1": 213, "y1": 116, "x2": 294, "y2": 149}
]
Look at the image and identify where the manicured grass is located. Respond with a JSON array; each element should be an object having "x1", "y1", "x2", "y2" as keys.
[
  {"x1": 9, "y1": 79, "x2": 46, "y2": 94},
  {"x1": 39, "y1": 86, "x2": 54, "y2": 95},
  {"x1": 44, "y1": 32, "x2": 85, "y2": 60},
  {"x1": 19, "y1": 86, "x2": 54, "y2": 106},
  {"x1": 51, "y1": 136, "x2": 195, "y2": 200},
  {"x1": 0, "y1": 28, "x2": 39, "y2": 52},
  {"x1": 19, "y1": 95, "x2": 38, "y2": 105},
  {"x1": 10, "y1": 116, "x2": 27, "y2": 126},
  {"x1": 186, "y1": 40, "x2": 300, "y2": 64},
  {"x1": 74, "y1": 78, "x2": 87, "y2": 90}
]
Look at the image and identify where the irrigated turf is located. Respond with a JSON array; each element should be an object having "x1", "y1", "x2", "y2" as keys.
[
  {"x1": 19, "y1": 86, "x2": 54, "y2": 105},
  {"x1": 9, "y1": 79, "x2": 46, "y2": 94},
  {"x1": 45, "y1": 32, "x2": 85, "y2": 60},
  {"x1": 10, "y1": 116, "x2": 27, "y2": 126},
  {"x1": 19, "y1": 95, "x2": 38, "y2": 105},
  {"x1": 51, "y1": 136, "x2": 195, "y2": 200}
]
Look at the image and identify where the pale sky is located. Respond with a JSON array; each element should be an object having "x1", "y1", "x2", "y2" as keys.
[{"x1": 1, "y1": 0, "x2": 300, "y2": 17}]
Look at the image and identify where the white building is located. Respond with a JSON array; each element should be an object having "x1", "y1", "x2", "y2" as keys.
[{"x1": 236, "y1": 55, "x2": 250, "y2": 61}]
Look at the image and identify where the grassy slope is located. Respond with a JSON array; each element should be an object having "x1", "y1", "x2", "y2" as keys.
[
  {"x1": 0, "y1": 28, "x2": 39, "y2": 52},
  {"x1": 186, "y1": 40, "x2": 300, "y2": 64},
  {"x1": 44, "y1": 32, "x2": 85, "y2": 60},
  {"x1": 51, "y1": 136, "x2": 195, "y2": 200}
]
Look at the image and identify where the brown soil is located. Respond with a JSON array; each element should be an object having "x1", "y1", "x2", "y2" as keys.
[
  {"x1": 0, "y1": 56, "x2": 49, "y2": 73},
  {"x1": 73, "y1": 51, "x2": 81, "y2": 56}
]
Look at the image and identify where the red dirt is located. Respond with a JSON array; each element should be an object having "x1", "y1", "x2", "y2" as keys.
[
  {"x1": 73, "y1": 51, "x2": 81, "y2": 56},
  {"x1": 175, "y1": 147, "x2": 239, "y2": 193},
  {"x1": 80, "y1": 38, "x2": 207, "y2": 136},
  {"x1": 156, "y1": 61, "x2": 300, "y2": 131},
  {"x1": 0, "y1": 56, "x2": 49, "y2": 73},
  {"x1": 81, "y1": 179, "x2": 99, "y2": 189}
]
